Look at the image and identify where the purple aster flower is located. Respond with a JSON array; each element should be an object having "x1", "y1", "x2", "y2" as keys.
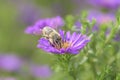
[
  {"x1": 0, "y1": 54, "x2": 22, "y2": 72},
  {"x1": 88, "y1": 0, "x2": 120, "y2": 10},
  {"x1": 37, "y1": 30, "x2": 90, "y2": 54},
  {"x1": 25, "y1": 16, "x2": 64, "y2": 35},
  {"x1": 29, "y1": 65, "x2": 52, "y2": 78}
]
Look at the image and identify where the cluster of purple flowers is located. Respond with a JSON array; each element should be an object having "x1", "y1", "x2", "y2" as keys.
[
  {"x1": 88, "y1": 0, "x2": 120, "y2": 10},
  {"x1": 87, "y1": 11, "x2": 115, "y2": 25},
  {"x1": 88, "y1": 11, "x2": 116, "y2": 31},
  {"x1": 25, "y1": 16, "x2": 90, "y2": 54},
  {"x1": 73, "y1": 11, "x2": 116, "y2": 32},
  {"x1": 0, "y1": 53, "x2": 52, "y2": 78}
]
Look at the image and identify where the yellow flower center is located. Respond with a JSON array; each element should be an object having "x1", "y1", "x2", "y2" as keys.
[{"x1": 62, "y1": 42, "x2": 70, "y2": 49}]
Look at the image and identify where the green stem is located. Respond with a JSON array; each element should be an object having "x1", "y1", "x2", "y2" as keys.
[
  {"x1": 88, "y1": 57, "x2": 97, "y2": 79},
  {"x1": 57, "y1": 54, "x2": 77, "y2": 80}
]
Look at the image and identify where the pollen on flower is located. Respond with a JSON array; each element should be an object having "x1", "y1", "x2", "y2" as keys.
[
  {"x1": 53, "y1": 41, "x2": 70, "y2": 50},
  {"x1": 62, "y1": 42, "x2": 70, "y2": 49}
]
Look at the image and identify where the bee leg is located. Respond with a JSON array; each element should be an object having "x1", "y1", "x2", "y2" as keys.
[{"x1": 55, "y1": 40, "x2": 62, "y2": 49}]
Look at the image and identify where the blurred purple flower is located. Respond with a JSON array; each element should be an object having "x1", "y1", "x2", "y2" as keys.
[
  {"x1": 72, "y1": 21, "x2": 82, "y2": 32},
  {"x1": 30, "y1": 65, "x2": 52, "y2": 78},
  {"x1": 114, "y1": 32, "x2": 120, "y2": 41},
  {"x1": 88, "y1": 0, "x2": 120, "y2": 9},
  {"x1": 0, "y1": 77, "x2": 16, "y2": 80},
  {"x1": 72, "y1": 10, "x2": 115, "y2": 33},
  {"x1": 74, "y1": 21, "x2": 82, "y2": 29},
  {"x1": 25, "y1": 16, "x2": 64, "y2": 35},
  {"x1": 87, "y1": 11, "x2": 115, "y2": 31},
  {"x1": 0, "y1": 54, "x2": 22, "y2": 72},
  {"x1": 87, "y1": 11, "x2": 115, "y2": 25},
  {"x1": 51, "y1": 3, "x2": 64, "y2": 15},
  {"x1": 18, "y1": 3, "x2": 41, "y2": 26},
  {"x1": 37, "y1": 30, "x2": 90, "y2": 54}
]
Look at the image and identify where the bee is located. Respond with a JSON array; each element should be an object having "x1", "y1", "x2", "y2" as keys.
[{"x1": 42, "y1": 26, "x2": 63, "y2": 49}]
